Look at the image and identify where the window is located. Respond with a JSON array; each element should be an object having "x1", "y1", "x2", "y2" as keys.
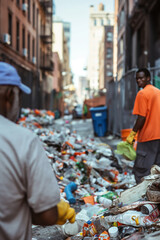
[
  {"x1": 106, "y1": 71, "x2": 113, "y2": 77},
  {"x1": 22, "y1": 27, "x2": 25, "y2": 49},
  {"x1": 28, "y1": 0, "x2": 30, "y2": 21},
  {"x1": 118, "y1": 37, "x2": 124, "y2": 55},
  {"x1": 101, "y1": 19, "x2": 104, "y2": 26},
  {"x1": 32, "y1": 2, "x2": 35, "y2": 27},
  {"x1": 106, "y1": 64, "x2": 111, "y2": 69},
  {"x1": 28, "y1": 33, "x2": 30, "y2": 60},
  {"x1": 119, "y1": 8, "x2": 125, "y2": 29},
  {"x1": 106, "y1": 32, "x2": 113, "y2": 42},
  {"x1": 8, "y1": 12, "x2": 12, "y2": 45},
  {"x1": 16, "y1": 20, "x2": 20, "y2": 51},
  {"x1": 107, "y1": 19, "x2": 111, "y2": 25},
  {"x1": 42, "y1": 51, "x2": 45, "y2": 66},
  {"x1": 16, "y1": 0, "x2": 20, "y2": 6},
  {"x1": 40, "y1": 49, "x2": 42, "y2": 65},
  {"x1": 41, "y1": 20, "x2": 45, "y2": 35},
  {"x1": 94, "y1": 19, "x2": 96, "y2": 26},
  {"x1": 106, "y1": 48, "x2": 112, "y2": 58},
  {"x1": 32, "y1": 38, "x2": 35, "y2": 58},
  {"x1": 64, "y1": 27, "x2": 70, "y2": 33}
]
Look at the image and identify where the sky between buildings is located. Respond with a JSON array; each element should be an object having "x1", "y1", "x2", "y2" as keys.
[{"x1": 54, "y1": 0, "x2": 115, "y2": 86}]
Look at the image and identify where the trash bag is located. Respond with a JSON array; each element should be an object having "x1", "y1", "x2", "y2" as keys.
[
  {"x1": 114, "y1": 141, "x2": 136, "y2": 161},
  {"x1": 146, "y1": 179, "x2": 160, "y2": 202}
]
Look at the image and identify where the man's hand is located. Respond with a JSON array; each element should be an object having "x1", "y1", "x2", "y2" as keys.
[
  {"x1": 126, "y1": 130, "x2": 137, "y2": 145},
  {"x1": 56, "y1": 200, "x2": 76, "y2": 225}
]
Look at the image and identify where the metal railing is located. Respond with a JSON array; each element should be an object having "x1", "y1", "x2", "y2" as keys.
[{"x1": 107, "y1": 66, "x2": 160, "y2": 136}]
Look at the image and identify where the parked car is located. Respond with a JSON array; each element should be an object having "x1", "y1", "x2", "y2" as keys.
[{"x1": 72, "y1": 104, "x2": 83, "y2": 119}]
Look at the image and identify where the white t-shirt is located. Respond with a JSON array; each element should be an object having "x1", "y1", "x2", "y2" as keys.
[{"x1": 0, "y1": 115, "x2": 60, "y2": 240}]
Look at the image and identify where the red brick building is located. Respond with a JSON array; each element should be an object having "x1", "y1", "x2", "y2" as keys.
[{"x1": 0, "y1": 0, "x2": 53, "y2": 109}]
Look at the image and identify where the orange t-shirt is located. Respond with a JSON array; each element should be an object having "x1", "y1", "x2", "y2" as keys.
[{"x1": 133, "y1": 84, "x2": 160, "y2": 142}]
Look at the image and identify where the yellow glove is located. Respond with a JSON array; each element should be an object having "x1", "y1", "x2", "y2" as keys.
[
  {"x1": 126, "y1": 130, "x2": 137, "y2": 145},
  {"x1": 56, "y1": 200, "x2": 76, "y2": 225}
]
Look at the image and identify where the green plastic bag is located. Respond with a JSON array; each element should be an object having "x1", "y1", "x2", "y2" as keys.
[{"x1": 114, "y1": 141, "x2": 136, "y2": 161}]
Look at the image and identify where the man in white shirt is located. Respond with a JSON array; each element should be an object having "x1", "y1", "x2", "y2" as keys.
[{"x1": 0, "y1": 62, "x2": 75, "y2": 240}]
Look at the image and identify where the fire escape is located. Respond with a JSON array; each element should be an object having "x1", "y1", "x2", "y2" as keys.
[
  {"x1": 129, "y1": 0, "x2": 158, "y2": 67},
  {"x1": 129, "y1": 0, "x2": 157, "y2": 28},
  {"x1": 39, "y1": 0, "x2": 53, "y2": 71}
]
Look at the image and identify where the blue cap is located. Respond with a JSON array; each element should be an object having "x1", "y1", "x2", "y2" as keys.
[{"x1": 0, "y1": 62, "x2": 31, "y2": 94}]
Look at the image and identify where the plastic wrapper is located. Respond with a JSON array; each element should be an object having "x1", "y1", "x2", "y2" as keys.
[
  {"x1": 115, "y1": 141, "x2": 136, "y2": 161},
  {"x1": 118, "y1": 226, "x2": 138, "y2": 239}
]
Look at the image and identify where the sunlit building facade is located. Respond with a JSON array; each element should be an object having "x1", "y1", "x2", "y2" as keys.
[
  {"x1": 113, "y1": 0, "x2": 118, "y2": 78},
  {"x1": 52, "y1": 18, "x2": 72, "y2": 88},
  {"x1": 99, "y1": 25, "x2": 113, "y2": 89},
  {"x1": 0, "y1": 0, "x2": 54, "y2": 109},
  {"x1": 88, "y1": 3, "x2": 114, "y2": 92},
  {"x1": 116, "y1": 0, "x2": 127, "y2": 80}
]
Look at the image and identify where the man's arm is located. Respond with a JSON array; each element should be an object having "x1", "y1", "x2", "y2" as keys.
[
  {"x1": 27, "y1": 136, "x2": 75, "y2": 226},
  {"x1": 133, "y1": 115, "x2": 146, "y2": 132},
  {"x1": 31, "y1": 200, "x2": 76, "y2": 226},
  {"x1": 126, "y1": 115, "x2": 146, "y2": 144},
  {"x1": 31, "y1": 206, "x2": 58, "y2": 226}
]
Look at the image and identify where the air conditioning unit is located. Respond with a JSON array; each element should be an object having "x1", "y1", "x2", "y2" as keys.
[
  {"x1": 22, "y1": 3, "x2": 28, "y2": 12},
  {"x1": 3, "y1": 33, "x2": 11, "y2": 45},
  {"x1": 32, "y1": 57, "x2": 36, "y2": 64},
  {"x1": 22, "y1": 48, "x2": 28, "y2": 57}
]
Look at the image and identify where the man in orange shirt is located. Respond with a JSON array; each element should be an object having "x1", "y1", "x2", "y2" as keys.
[{"x1": 126, "y1": 68, "x2": 160, "y2": 183}]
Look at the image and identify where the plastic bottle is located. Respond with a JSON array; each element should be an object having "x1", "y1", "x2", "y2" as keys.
[
  {"x1": 98, "y1": 197, "x2": 112, "y2": 208},
  {"x1": 97, "y1": 177, "x2": 111, "y2": 188},
  {"x1": 62, "y1": 220, "x2": 81, "y2": 237},
  {"x1": 84, "y1": 184, "x2": 95, "y2": 195},
  {"x1": 70, "y1": 234, "x2": 83, "y2": 240},
  {"x1": 104, "y1": 210, "x2": 148, "y2": 226},
  {"x1": 64, "y1": 168, "x2": 76, "y2": 179},
  {"x1": 99, "y1": 191, "x2": 118, "y2": 201},
  {"x1": 59, "y1": 176, "x2": 70, "y2": 185},
  {"x1": 100, "y1": 216, "x2": 110, "y2": 230},
  {"x1": 108, "y1": 227, "x2": 119, "y2": 240}
]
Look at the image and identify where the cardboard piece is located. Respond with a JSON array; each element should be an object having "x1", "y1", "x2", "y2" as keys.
[{"x1": 114, "y1": 175, "x2": 160, "y2": 206}]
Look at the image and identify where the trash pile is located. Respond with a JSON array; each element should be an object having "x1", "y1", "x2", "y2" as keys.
[{"x1": 18, "y1": 109, "x2": 160, "y2": 240}]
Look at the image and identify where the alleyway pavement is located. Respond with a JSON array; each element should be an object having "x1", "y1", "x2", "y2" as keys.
[{"x1": 54, "y1": 118, "x2": 121, "y2": 149}]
